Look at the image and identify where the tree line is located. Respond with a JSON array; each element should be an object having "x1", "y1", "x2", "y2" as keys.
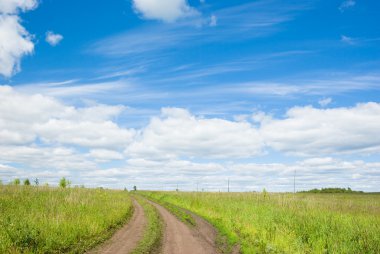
[{"x1": 0, "y1": 177, "x2": 71, "y2": 188}]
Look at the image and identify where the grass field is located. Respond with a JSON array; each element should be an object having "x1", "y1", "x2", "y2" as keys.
[
  {"x1": 142, "y1": 191, "x2": 380, "y2": 254},
  {"x1": 0, "y1": 185, "x2": 132, "y2": 253}
]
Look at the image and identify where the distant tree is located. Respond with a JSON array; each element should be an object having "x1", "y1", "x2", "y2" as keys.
[
  {"x1": 124, "y1": 187, "x2": 128, "y2": 191},
  {"x1": 133, "y1": 185, "x2": 137, "y2": 191},
  {"x1": 13, "y1": 178, "x2": 20, "y2": 185},
  {"x1": 24, "y1": 179, "x2": 31, "y2": 186},
  {"x1": 34, "y1": 178, "x2": 39, "y2": 186},
  {"x1": 59, "y1": 177, "x2": 71, "y2": 188}
]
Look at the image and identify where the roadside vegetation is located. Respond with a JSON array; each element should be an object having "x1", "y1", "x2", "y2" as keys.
[
  {"x1": 130, "y1": 195, "x2": 163, "y2": 254},
  {"x1": 0, "y1": 185, "x2": 133, "y2": 253},
  {"x1": 143, "y1": 191, "x2": 380, "y2": 254}
]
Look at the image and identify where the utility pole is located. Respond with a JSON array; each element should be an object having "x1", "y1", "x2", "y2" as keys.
[
  {"x1": 228, "y1": 178, "x2": 230, "y2": 193},
  {"x1": 293, "y1": 169, "x2": 296, "y2": 194}
]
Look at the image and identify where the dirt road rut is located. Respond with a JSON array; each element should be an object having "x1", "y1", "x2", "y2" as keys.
[
  {"x1": 87, "y1": 199, "x2": 147, "y2": 254},
  {"x1": 149, "y1": 200, "x2": 219, "y2": 254}
]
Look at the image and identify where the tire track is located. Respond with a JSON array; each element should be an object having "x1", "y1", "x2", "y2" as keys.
[
  {"x1": 87, "y1": 198, "x2": 147, "y2": 254},
  {"x1": 148, "y1": 200, "x2": 219, "y2": 254}
]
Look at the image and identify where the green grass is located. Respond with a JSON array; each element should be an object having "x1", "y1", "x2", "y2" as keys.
[
  {"x1": 130, "y1": 195, "x2": 163, "y2": 254},
  {"x1": 143, "y1": 191, "x2": 380, "y2": 254},
  {"x1": 0, "y1": 185, "x2": 133, "y2": 253}
]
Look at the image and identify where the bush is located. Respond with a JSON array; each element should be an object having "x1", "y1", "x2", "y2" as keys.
[
  {"x1": 59, "y1": 178, "x2": 71, "y2": 188},
  {"x1": 13, "y1": 179, "x2": 21, "y2": 185},
  {"x1": 24, "y1": 179, "x2": 31, "y2": 186}
]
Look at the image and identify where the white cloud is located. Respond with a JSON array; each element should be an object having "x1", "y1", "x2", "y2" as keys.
[
  {"x1": 0, "y1": 15, "x2": 34, "y2": 77},
  {"x1": 132, "y1": 0, "x2": 198, "y2": 22},
  {"x1": 0, "y1": 0, "x2": 37, "y2": 14},
  {"x1": 339, "y1": 0, "x2": 355, "y2": 12},
  {"x1": 318, "y1": 97, "x2": 332, "y2": 107},
  {"x1": 127, "y1": 107, "x2": 263, "y2": 159},
  {"x1": 88, "y1": 149, "x2": 124, "y2": 162},
  {"x1": 341, "y1": 35, "x2": 355, "y2": 45},
  {"x1": 209, "y1": 14, "x2": 217, "y2": 27},
  {"x1": 45, "y1": 31, "x2": 63, "y2": 46},
  {"x1": 259, "y1": 103, "x2": 380, "y2": 156},
  {"x1": 0, "y1": 0, "x2": 38, "y2": 77},
  {"x1": 0, "y1": 86, "x2": 135, "y2": 149},
  {"x1": 36, "y1": 119, "x2": 134, "y2": 149},
  {"x1": 0, "y1": 87, "x2": 380, "y2": 191}
]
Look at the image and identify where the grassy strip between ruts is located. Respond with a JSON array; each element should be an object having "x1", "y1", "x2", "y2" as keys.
[
  {"x1": 139, "y1": 191, "x2": 236, "y2": 254},
  {"x1": 130, "y1": 195, "x2": 163, "y2": 254},
  {"x1": 0, "y1": 185, "x2": 133, "y2": 254},
  {"x1": 138, "y1": 192, "x2": 195, "y2": 226}
]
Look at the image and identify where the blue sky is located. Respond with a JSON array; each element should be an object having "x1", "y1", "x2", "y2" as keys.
[{"x1": 0, "y1": 0, "x2": 379, "y2": 191}]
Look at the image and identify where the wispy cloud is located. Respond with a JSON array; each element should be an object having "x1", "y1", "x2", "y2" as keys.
[
  {"x1": 15, "y1": 79, "x2": 131, "y2": 97},
  {"x1": 341, "y1": 35, "x2": 356, "y2": 45},
  {"x1": 339, "y1": 0, "x2": 356, "y2": 12},
  {"x1": 90, "y1": 1, "x2": 310, "y2": 59},
  {"x1": 318, "y1": 97, "x2": 332, "y2": 107}
]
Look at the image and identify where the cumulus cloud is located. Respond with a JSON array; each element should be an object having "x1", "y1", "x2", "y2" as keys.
[
  {"x1": 127, "y1": 107, "x2": 263, "y2": 159},
  {"x1": 1, "y1": 86, "x2": 380, "y2": 190},
  {"x1": 0, "y1": 0, "x2": 38, "y2": 14},
  {"x1": 132, "y1": 0, "x2": 198, "y2": 22},
  {"x1": 45, "y1": 31, "x2": 63, "y2": 46},
  {"x1": 0, "y1": 86, "x2": 135, "y2": 149},
  {"x1": 0, "y1": 15, "x2": 34, "y2": 77},
  {"x1": 0, "y1": 0, "x2": 37, "y2": 77},
  {"x1": 259, "y1": 103, "x2": 380, "y2": 156},
  {"x1": 88, "y1": 149, "x2": 124, "y2": 162}
]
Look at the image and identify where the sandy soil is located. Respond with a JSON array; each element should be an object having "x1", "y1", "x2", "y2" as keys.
[
  {"x1": 87, "y1": 199, "x2": 147, "y2": 254},
  {"x1": 149, "y1": 200, "x2": 219, "y2": 254}
]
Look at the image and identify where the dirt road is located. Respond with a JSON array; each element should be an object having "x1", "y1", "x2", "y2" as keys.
[
  {"x1": 149, "y1": 200, "x2": 219, "y2": 254},
  {"x1": 87, "y1": 199, "x2": 147, "y2": 254}
]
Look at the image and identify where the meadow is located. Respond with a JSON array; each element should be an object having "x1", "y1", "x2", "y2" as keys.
[
  {"x1": 143, "y1": 191, "x2": 380, "y2": 254},
  {"x1": 0, "y1": 185, "x2": 132, "y2": 253}
]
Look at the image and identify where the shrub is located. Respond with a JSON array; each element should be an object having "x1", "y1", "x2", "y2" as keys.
[
  {"x1": 24, "y1": 179, "x2": 31, "y2": 186},
  {"x1": 13, "y1": 178, "x2": 21, "y2": 185},
  {"x1": 59, "y1": 177, "x2": 71, "y2": 188}
]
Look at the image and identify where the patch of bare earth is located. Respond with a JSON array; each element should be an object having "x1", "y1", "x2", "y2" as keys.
[{"x1": 87, "y1": 199, "x2": 147, "y2": 254}]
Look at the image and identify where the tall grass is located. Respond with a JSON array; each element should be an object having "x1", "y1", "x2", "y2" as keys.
[
  {"x1": 0, "y1": 185, "x2": 132, "y2": 253},
  {"x1": 143, "y1": 191, "x2": 380, "y2": 254}
]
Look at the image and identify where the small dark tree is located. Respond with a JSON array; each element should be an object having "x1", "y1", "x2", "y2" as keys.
[
  {"x1": 24, "y1": 179, "x2": 31, "y2": 186},
  {"x1": 13, "y1": 178, "x2": 20, "y2": 185},
  {"x1": 59, "y1": 177, "x2": 71, "y2": 188},
  {"x1": 34, "y1": 178, "x2": 39, "y2": 186},
  {"x1": 133, "y1": 185, "x2": 137, "y2": 191}
]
